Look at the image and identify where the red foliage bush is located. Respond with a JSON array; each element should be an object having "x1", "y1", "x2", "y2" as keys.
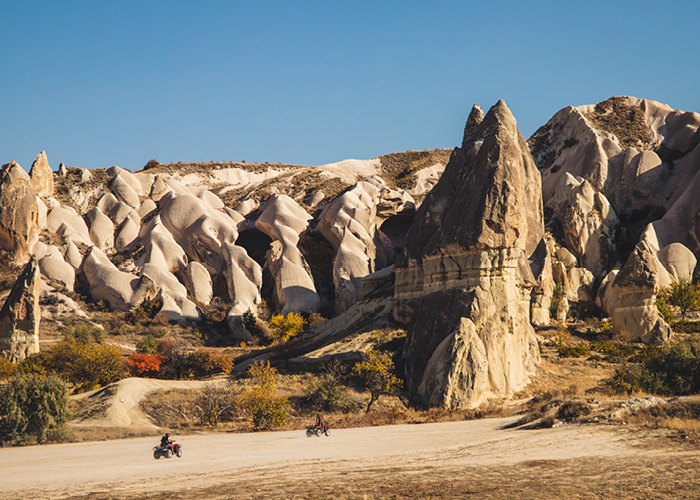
[{"x1": 127, "y1": 353, "x2": 162, "y2": 376}]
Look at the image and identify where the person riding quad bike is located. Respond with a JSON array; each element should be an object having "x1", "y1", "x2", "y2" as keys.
[{"x1": 160, "y1": 433, "x2": 172, "y2": 448}]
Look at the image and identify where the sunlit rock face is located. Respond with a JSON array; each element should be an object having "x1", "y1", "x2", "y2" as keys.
[
  {"x1": 397, "y1": 100, "x2": 544, "y2": 409},
  {"x1": 0, "y1": 161, "x2": 40, "y2": 268},
  {"x1": 0, "y1": 258, "x2": 41, "y2": 362}
]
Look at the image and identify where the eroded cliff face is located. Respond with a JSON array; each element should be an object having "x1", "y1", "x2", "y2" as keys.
[
  {"x1": 397, "y1": 100, "x2": 544, "y2": 409},
  {"x1": 0, "y1": 258, "x2": 41, "y2": 362}
]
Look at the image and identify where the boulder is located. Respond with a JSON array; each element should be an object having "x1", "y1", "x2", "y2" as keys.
[
  {"x1": 0, "y1": 258, "x2": 41, "y2": 361},
  {"x1": 32, "y1": 242, "x2": 75, "y2": 290},
  {"x1": 596, "y1": 270, "x2": 619, "y2": 316},
  {"x1": 256, "y1": 194, "x2": 320, "y2": 313},
  {"x1": 83, "y1": 247, "x2": 157, "y2": 311},
  {"x1": 657, "y1": 242, "x2": 696, "y2": 283},
  {"x1": 0, "y1": 161, "x2": 40, "y2": 267},
  {"x1": 87, "y1": 207, "x2": 115, "y2": 251},
  {"x1": 115, "y1": 217, "x2": 140, "y2": 253},
  {"x1": 28, "y1": 151, "x2": 54, "y2": 197},
  {"x1": 398, "y1": 101, "x2": 543, "y2": 409},
  {"x1": 46, "y1": 204, "x2": 91, "y2": 245},
  {"x1": 612, "y1": 241, "x2": 672, "y2": 343},
  {"x1": 137, "y1": 199, "x2": 157, "y2": 219},
  {"x1": 110, "y1": 173, "x2": 140, "y2": 209},
  {"x1": 64, "y1": 239, "x2": 83, "y2": 269}
]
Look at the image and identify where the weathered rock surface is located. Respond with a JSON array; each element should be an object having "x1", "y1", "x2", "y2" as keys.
[
  {"x1": 181, "y1": 260, "x2": 213, "y2": 306},
  {"x1": 87, "y1": 207, "x2": 115, "y2": 251},
  {"x1": 0, "y1": 258, "x2": 41, "y2": 361},
  {"x1": 31, "y1": 242, "x2": 75, "y2": 290},
  {"x1": 398, "y1": 101, "x2": 543, "y2": 409},
  {"x1": 223, "y1": 242, "x2": 263, "y2": 340},
  {"x1": 29, "y1": 151, "x2": 54, "y2": 197},
  {"x1": 0, "y1": 161, "x2": 40, "y2": 267},
  {"x1": 612, "y1": 241, "x2": 672, "y2": 344},
  {"x1": 316, "y1": 176, "x2": 411, "y2": 312},
  {"x1": 255, "y1": 194, "x2": 320, "y2": 313}
]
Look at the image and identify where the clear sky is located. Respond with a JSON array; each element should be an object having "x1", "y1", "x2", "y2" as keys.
[{"x1": 2, "y1": 1, "x2": 699, "y2": 172}]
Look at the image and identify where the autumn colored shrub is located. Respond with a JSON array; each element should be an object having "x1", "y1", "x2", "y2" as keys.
[
  {"x1": 657, "y1": 280, "x2": 700, "y2": 319},
  {"x1": 238, "y1": 361, "x2": 288, "y2": 430},
  {"x1": 182, "y1": 348, "x2": 234, "y2": 378},
  {"x1": 127, "y1": 353, "x2": 162, "y2": 376},
  {"x1": 0, "y1": 357, "x2": 16, "y2": 379},
  {"x1": 353, "y1": 349, "x2": 402, "y2": 412},
  {"x1": 268, "y1": 313, "x2": 306, "y2": 343}
]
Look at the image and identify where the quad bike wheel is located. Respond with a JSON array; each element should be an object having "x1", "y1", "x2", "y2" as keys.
[
  {"x1": 315, "y1": 428, "x2": 322, "y2": 437},
  {"x1": 325, "y1": 429, "x2": 331, "y2": 436},
  {"x1": 176, "y1": 448, "x2": 182, "y2": 458},
  {"x1": 154, "y1": 450, "x2": 161, "y2": 460},
  {"x1": 165, "y1": 448, "x2": 173, "y2": 458}
]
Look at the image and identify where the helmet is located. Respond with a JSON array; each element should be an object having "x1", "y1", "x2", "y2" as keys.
[{"x1": 165, "y1": 433, "x2": 170, "y2": 437}]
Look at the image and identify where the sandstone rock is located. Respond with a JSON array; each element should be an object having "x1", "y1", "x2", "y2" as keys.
[
  {"x1": 115, "y1": 217, "x2": 139, "y2": 253},
  {"x1": 530, "y1": 238, "x2": 555, "y2": 326},
  {"x1": 556, "y1": 296, "x2": 569, "y2": 323},
  {"x1": 316, "y1": 176, "x2": 410, "y2": 312},
  {"x1": 136, "y1": 215, "x2": 188, "y2": 271},
  {"x1": 549, "y1": 173, "x2": 618, "y2": 278},
  {"x1": 29, "y1": 151, "x2": 53, "y2": 196},
  {"x1": 657, "y1": 242, "x2": 696, "y2": 283},
  {"x1": 87, "y1": 207, "x2": 115, "y2": 251},
  {"x1": 46, "y1": 204, "x2": 91, "y2": 245},
  {"x1": 140, "y1": 263, "x2": 200, "y2": 321},
  {"x1": 64, "y1": 239, "x2": 83, "y2": 268},
  {"x1": 555, "y1": 246, "x2": 578, "y2": 268},
  {"x1": 32, "y1": 242, "x2": 75, "y2": 290},
  {"x1": 181, "y1": 260, "x2": 213, "y2": 306},
  {"x1": 132, "y1": 172, "x2": 155, "y2": 196},
  {"x1": 83, "y1": 247, "x2": 156, "y2": 311},
  {"x1": 110, "y1": 173, "x2": 140, "y2": 209},
  {"x1": 36, "y1": 197, "x2": 47, "y2": 229},
  {"x1": 398, "y1": 101, "x2": 543, "y2": 409},
  {"x1": 57, "y1": 163, "x2": 67, "y2": 177},
  {"x1": 0, "y1": 161, "x2": 40, "y2": 267},
  {"x1": 158, "y1": 191, "x2": 238, "y2": 273},
  {"x1": 149, "y1": 175, "x2": 169, "y2": 201},
  {"x1": 0, "y1": 258, "x2": 41, "y2": 361},
  {"x1": 79, "y1": 168, "x2": 92, "y2": 183},
  {"x1": 107, "y1": 166, "x2": 144, "y2": 196},
  {"x1": 596, "y1": 270, "x2": 619, "y2": 316},
  {"x1": 137, "y1": 199, "x2": 157, "y2": 219},
  {"x1": 256, "y1": 194, "x2": 320, "y2": 313},
  {"x1": 612, "y1": 241, "x2": 672, "y2": 343},
  {"x1": 223, "y1": 243, "x2": 262, "y2": 340}
]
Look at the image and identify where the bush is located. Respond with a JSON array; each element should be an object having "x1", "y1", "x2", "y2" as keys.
[
  {"x1": 610, "y1": 340, "x2": 700, "y2": 396},
  {"x1": 557, "y1": 344, "x2": 591, "y2": 358},
  {"x1": 353, "y1": 349, "x2": 402, "y2": 412},
  {"x1": 268, "y1": 313, "x2": 306, "y2": 343},
  {"x1": 0, "y1": 374, "x2": 71, "y2": 445},
  {"x1": 136, "y1": 335, "x2": 158, "y2": 355},
  {"x1": 0, "y1": 357, "x2": 16, "y2": 379},
  {"x1": 657, "y1": 280, "x2": 700, "y2": 319},
  {"x1": 126, "y1": 353, "x2": 162, "y2": 376},
  {"x1": 238, "y1": 361, "x2": 288, "y2": 430},
  {"x1": 590, "y1": 341, "x2": 635, "y2": 362},
  {"x1": 673, "y1": 320, "x2": 700, "y2": 333},
  {"x1": 308, "y1": 373, "x2": 355, "y2": 412},
  {"x1": 182, "y1": 348, "x2": 234, "y2": 378},
  {"x1": 556, "y1": 401, "x2": 590, "y2": 420},
  {"x1": 197, "y1": 382, "x2": 236, "y2": 425}
]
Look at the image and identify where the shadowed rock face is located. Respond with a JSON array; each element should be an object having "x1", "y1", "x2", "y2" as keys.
[
  {"x1": 397, "y1": 100, "x2": 543, "y2": 409},
  {"x1": 0, "y1": 258, "x2": 41, "y2": 362}
]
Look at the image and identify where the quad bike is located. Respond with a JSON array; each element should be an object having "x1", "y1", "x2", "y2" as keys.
[
  {"x1": 153, "y1": 442, "x2": 183, "y2": 459},
  {"x1": 306, "y1": 422, "x2": 330, "y2": 437}
]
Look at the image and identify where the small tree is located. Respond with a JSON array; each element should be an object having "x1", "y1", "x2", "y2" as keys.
[
  {"x1": 197, "y1": 382, "x2": 237, "y2": 425},
  {"x1": 268, "y1": 313, "x2": 306, "y2": 343},
  {"x1": 0, "y1": 374, "x2": 71, "y2": 445},
  {"x1": 136, "y1": 335, "x2": 158, "y2": 355},
  {"x1": 0, "y1": 357, "x2": 16, "y2": 379},
  {"x1": 658, "y1": 281, "x2": 700, "y2": 319},
  {"x1": 353, "y1": 349, "x2": 402, "y2": 412},
  {"x1": 238, "y1": 361, "x2": 288, "y2": 430}
]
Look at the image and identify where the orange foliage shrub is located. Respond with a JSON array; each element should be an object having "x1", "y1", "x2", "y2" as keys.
[{"x1": 127, "y1": 353, "x2": 162, "y2": 376}]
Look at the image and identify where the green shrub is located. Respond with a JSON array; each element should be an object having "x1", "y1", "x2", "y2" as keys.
[
  {"x1": 673, "y1": 320, "x2": 700, "y2": 333},
  {"x1": 610, "y1": 340, "x2": 700, "y2": 396},
  {"x1": 136, "y1": 335, "x2": 158, "y2": 355},
  {"x1": 658, "y1": 280, "x2": 700, "y2": 319},
  {"x1": 655, "y1": 295, "x2": 676, "y2": 326},
  {"x1": 590, "y1": 341, "x2": 635, "y2": 362},
  {"x1": 0, "y1": 374, "x2": 71, "y2": 445},
  {"x1": 308, "y1": 373, "x2": 355, "y2": 412},
  {"x1": 0, "y1": 357, "x2": 16, "y2": 379},
  {"x1": 353, "y1": 349, "x2": 402, "y2": 412},
  {"x1": 557, "y1": 344, "x2": 591, "y2": 358},
  {"x1": 238, "y1": 361, "x2": 288, "y2": 430}
]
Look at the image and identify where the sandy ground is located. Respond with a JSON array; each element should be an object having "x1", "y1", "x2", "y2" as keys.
[{"x1": 2, "y1": 416, "x2": 700, "y2": 500}]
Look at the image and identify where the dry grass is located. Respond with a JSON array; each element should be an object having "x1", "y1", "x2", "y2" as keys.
[
  {"x1": 378, "y1": 149, "x2": 452, "y2": 191},
  {"x1": 582, "y1": 96, "x2": 653, "y2": 149}
]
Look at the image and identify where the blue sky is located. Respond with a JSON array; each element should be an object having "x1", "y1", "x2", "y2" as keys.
[{"x1": 2, "y1": 1, "x2": 699, "y2": 171}]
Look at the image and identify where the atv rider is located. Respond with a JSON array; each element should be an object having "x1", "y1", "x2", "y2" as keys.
[
  {"x1": 160, "y1": 432, "x2": 173, "y2": 449},
  {"x1": 315, "y1": 413, "x2": 325, "y2": 429}
]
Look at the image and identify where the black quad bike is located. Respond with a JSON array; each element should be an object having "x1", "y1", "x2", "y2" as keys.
[{"x1": 153, "y1": 442, "x2": 183, "y2": 459}]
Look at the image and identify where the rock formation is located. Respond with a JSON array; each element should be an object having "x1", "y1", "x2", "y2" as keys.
[
  {"x1": 0, "y1": 161, "x2": 40, "y2": 267},
  {"x1": 0, "y1": 258, "x2": 41, "y2": 362},
  {"x1": 397, "y1": 100, "x2": 544, "y2": 409},
  {"x1": 29, "y1": 151, "x2": 54, "y2": 197},
  {"x1": 255, "y1": 194, "x2": 320, "y2": 313}
]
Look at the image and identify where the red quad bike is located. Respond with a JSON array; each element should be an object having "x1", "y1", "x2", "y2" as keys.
[
  {"x1": 153, "y1": 442, "x2": 183, "y2": 459},
  {"x1": 306, "y1": 422, "x2": 330, "y2": 437}
]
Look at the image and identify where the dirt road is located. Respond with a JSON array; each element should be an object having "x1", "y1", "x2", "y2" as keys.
[{"x1": 1, "y1": 417, "x2": 699, "y2": 499}]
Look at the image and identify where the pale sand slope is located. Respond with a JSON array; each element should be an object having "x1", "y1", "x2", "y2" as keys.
[
  {"x1": 71, "y1": 377, "x2": 218, "y2": 429},
  {"x1": 0, "y1": 417, "x2": 688, "y2": 500}
]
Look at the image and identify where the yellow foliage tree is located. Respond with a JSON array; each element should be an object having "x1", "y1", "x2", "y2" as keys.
[
  {"x1": 353, "y1": 349, "x2": 402, "y2": 412},
  {"x1": 238, "y1": 361, "x2": 288, "y2": 430},
  {"x1": 268, "y1": 313, "x2": 306, "y2": 343}
]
